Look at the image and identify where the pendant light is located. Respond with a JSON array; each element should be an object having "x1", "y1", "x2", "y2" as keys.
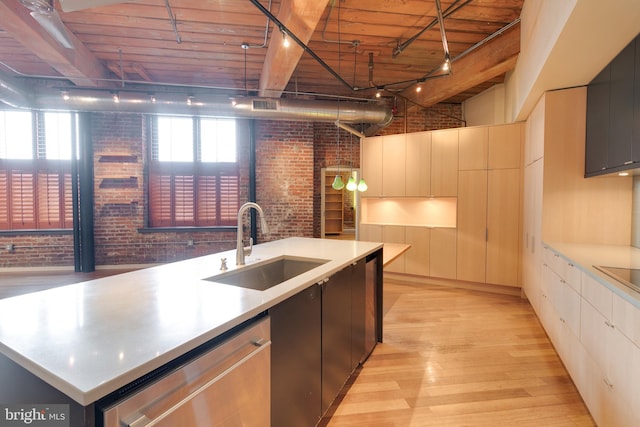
[
  {"x1": 332, "y1": 123, "x2": 344, "y2": 190},
  {"x1": 346, "y1": 132, "x2": 357, "y2": 191},
  {"x1": 357, "y1": 178, "x2": 368, "y2": 192},
  {"x1": 331, "y1": 2, "x2": 345, "y2": 192}
]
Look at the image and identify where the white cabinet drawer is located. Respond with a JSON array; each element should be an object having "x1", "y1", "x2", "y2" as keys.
[
  {"x1": 612, "y1": 292, "x2": 640, "y2": 348},
  {"x1": 582, "y1": 272, "x2": 613, "y2": 320}
]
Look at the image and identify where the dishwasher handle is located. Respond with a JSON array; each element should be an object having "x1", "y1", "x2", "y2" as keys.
[{"x1": 124, "y1": 339, "x2": 271, "y2": 427}]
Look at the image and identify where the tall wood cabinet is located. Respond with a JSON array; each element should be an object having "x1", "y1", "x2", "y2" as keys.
[
  {"x1": 360, "y1": 123, "x2": 522, "y2": 289},
  {"x1": 456, "y1": 123, "x2": 522, "y2": 287}
]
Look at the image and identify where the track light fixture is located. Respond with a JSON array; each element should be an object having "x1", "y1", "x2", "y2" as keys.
[
  {"x1": 112, "y1": 92, "x2": 120, "y2": 103},
  {"x1": 442, "y1": 54, "x2": 451, "y2": 72},
  {"x1": 61, "y1": 90, "x2": 70, "y2": 100},
  {"x1": 281, "y1": 29, "x2": 290, "y2": 48}
]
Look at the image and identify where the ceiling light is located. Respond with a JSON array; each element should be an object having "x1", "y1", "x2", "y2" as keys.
[
  {"x1": 187, "y1": 95, "x2": 194, "y2": 105},
  {"x1": 375, "y1": 89, "x2": 382, "y2": 98},
  {"x1": 442, "y1": 55, "x2": 451, "y2": 72},
  {"x1": 149, "y1": 94, "x2": 156, "y2": 103},
  {"x1": 619, "y1": 172, "x2": 630, "y2": 176},
  {"x1": 416, "y1": 84, "x2": 422, "y2": 93},
  {"x1": 357, "y1": 179, "x2": 368, "y2": 192},
  {"x1": 61, "y1": 91, "x2": 70, "y2": 100},
  {"x1": 281, "y1": 30, "x2": 290, "y2": 48},
  {"x1": 112, "y1": 92, "x2": 120, "y2": 103}
]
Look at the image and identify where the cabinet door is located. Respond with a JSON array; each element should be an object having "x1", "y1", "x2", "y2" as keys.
[
  {"x1": 585, "y1": 65, "x2": 611, "y2": 175},
  {"x1": 361, "y1": 136, "x2": 383, "y2": 196},
  {"x1": 270, "y1": 285, "x2": 322, "y2": 427},
  {"x1": 404, "y1": 226, "x2": 430, "y2": 276},
  {"x1": 382, "y1": 134, "x2": 406, "y2": 196},
  {"x1": 405, "y1": 132, "x2": 431, "y2": 196},
  {"x1": 634, "y1": 38, "x2": 640, "y2": 163},
  {"x1": 456, "y1": 170, "x2": 487, "y2": 282},
  {"x1": 486, "y1": 168, "x2": 520, "y2": 286},
  {"x1": 488, "y1": 123, "x2": 522, "y2": 169},
  {"x1": 382, "y1": 225, "x2": 406, "y2": 274},
  {"x1": 608, "y1": 40, "x2": 635, "y2": 168},
  {"x1": 458, "y1": 126, "x2": 487, "y2": 170},
  {"x1": 430, "y1": 228, "x2": 456, "y2": 279},
  {"x1": 431, "y1": 129, "x2": 458, "y2": 196},
  {"x1": 322, "y1": 267, "x2": 352, "y2": 414}
]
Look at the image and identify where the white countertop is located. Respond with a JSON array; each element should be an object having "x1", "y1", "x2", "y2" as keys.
[
  {"x1": 0, "y1": 237, "x2": 382, "y2": 406},
  {"x1": 544, "y1": 241, "x2": 640, "y2": 308}
]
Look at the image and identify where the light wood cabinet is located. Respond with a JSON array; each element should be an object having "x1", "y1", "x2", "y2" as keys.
[
  {"x1": 382, "y1": 134, "x2": 406, "y2": 197},
  {"x1": 405, "y1": 132, "x2": 431, "y2": 196},
  {"x1": 456, "y1": 123, "x2": 522, "y2": 287},
  {"x1": 404, "y1": 227, "x2": 430, "y2": 276},
  {"x1": 361, "y1": 136, "x2": 382, "y2": 197},
  {"x1": 458, "y1": 127, "x2": 487, "y2": 170},
  {"x1": 430, "y1": 228, "x2": 456, "y2": 279},
  {"x1": 382, "y1": 225, "x2": 406, "y2": 274},
  {"x1": 539, "y1": 248, "x2": 640, "y2": 427},
  {"x1": 488, "y1": 123, "x2": 522, "y2": 169},
  {"x1": 431, "y1": 129, "x2": 458, "y2": 197},
  {"x1": 486, "y1": 168, "x2": 520, "y2": 286},
  {"x1": 456, "y1": 170, "x2": 487, "y2": 282}
]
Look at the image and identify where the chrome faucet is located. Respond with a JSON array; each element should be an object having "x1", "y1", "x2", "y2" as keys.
[{"x1": 236, "y1": 202, "x2": 269, "y2": 265}]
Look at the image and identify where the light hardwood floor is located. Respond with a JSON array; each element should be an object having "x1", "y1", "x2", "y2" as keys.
[{"x1": 321, "y1": 280, "x2": 595, "y2": 426}]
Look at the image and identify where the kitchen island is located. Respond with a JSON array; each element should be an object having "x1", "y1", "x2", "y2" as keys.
[{"x1": 0, "y1": 237, "x2": 383, "y2": 426}]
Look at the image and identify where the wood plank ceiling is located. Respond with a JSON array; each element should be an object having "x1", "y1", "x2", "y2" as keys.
[{"x1": 0, "y1": 0, "x2": 523, "y2": 110}]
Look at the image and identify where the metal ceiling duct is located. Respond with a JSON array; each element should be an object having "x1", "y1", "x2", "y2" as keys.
[{"x1": 0, "y1": 73, "x2": 393, "y2": 136}]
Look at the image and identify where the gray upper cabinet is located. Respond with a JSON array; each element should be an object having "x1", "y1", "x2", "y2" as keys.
[{"x1": 585, "y1": 35, "x2": 640, "y2": 177}]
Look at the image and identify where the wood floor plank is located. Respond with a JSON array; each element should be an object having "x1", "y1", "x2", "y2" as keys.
[{"x1": 322, "y1": 280, "x2": 595, "y2": 426}]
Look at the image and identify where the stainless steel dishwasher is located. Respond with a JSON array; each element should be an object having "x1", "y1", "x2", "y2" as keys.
[{"x1": 100, "y1": 316, "x2": 270, "y2": 427}]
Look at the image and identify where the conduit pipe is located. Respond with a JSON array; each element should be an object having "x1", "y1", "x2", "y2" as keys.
[{"x1": 0, "y1": 72, "x2": 392, "y2": 134}]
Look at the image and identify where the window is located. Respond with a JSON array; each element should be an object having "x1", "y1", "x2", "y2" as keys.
[
  {"x1": 0, "y1": 111, "x2": 74, "y2": 230},
  {"x1": 149, "y1": 116, "x2": 239, "y2": 227}
]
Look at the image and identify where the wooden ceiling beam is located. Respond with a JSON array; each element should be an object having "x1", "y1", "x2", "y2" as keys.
[
  {"x1": 257, "y1": 0, "x2": 331, "y2": 97},
  {"x1": 400, "y1": 21, "x2": 521, "y2": 110},
  {"x1": 0, "y1": 0, "x2": 112, "y2": 87}
]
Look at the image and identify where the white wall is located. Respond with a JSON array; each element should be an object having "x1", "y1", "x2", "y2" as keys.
[{"x1": 462, "y1": 84, "x2": 505, "y2": 127}]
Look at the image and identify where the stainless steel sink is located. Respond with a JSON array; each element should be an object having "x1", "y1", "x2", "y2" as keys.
[{"x1": 204, "y1": 256, "x2": 329, "y2": 291}]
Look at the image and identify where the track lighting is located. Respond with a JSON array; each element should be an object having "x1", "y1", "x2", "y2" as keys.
[
  {"x1": 416, "y1": 84, "x2": 422, "y2": 93},
  {"x1": 112, "y1": 92, "x2": 119, "y2": 103},
  {"x1": 375, "y1": 88, "x2": 382, "y2": 98},
  {"x1": 281, "y1": 29, "x2": 290, "y2": 48},
  {"x1": 442, "y1": 55, "x2": 451, "y2": 72},
  {"x1": 149, "y1": 94, "x2": 156, "y2": 103},
  {"x1": 61, "y1": 91, "x2": 70, "y2": 100},
  {"x1": 187, "y1": 95, "x2": 194, "y2": 105}
]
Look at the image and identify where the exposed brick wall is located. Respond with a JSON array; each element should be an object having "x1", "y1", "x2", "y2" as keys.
[
  {"x1": 0, "y1": 103, "x2": 463, "y2": 269},
  {"x1": 379, "y1": 103, "x2": 464, "y2": 135},
  {"x1": 255, "y1": 120, "x2": 315, "y2": 241}
]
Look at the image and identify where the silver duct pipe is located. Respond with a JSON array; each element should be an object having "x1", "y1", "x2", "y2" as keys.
[{"x1": 0, "y1": 73, "x2": 392, "y2": 134}]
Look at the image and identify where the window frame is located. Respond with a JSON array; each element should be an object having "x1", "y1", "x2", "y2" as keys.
[
  {"x1": 147, "y1": 116, "x2": 240, "y2": 228},
  {"x1": 0, "y1": 111, "x2": 74, "y2": 231}
]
